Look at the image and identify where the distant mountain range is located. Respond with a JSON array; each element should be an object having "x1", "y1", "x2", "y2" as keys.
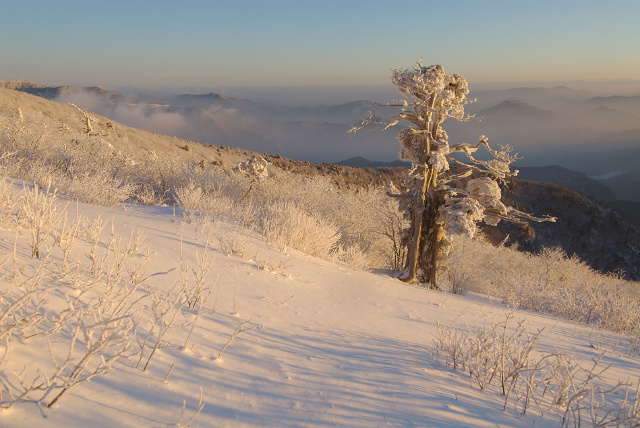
[
  {"x1": 2, "y1": 80, "x2": 639, "y2": 206},
  {"x1": 478, "y1": 99, "x2": 557, "y2": 120}
]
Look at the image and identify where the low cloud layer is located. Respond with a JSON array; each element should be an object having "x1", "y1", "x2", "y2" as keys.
[{"x1": 54, "y1": 85, "x2": 640, "y2": 174}]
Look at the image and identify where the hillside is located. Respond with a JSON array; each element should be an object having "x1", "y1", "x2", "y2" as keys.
[
  {"x1": 1, "y1": 80, "x2": 399, "y2": 163},
  {"x1": 0, "y1": 86, "x2": 252, "y2": 168},
  {"x1": 487, "y1": 179, "x2": 640, "y2": 279},
  {"x1": 3, "y1": 82, "x2": 640, "y2": 427},
  {"x1": 516, "y1": 165, "x2": 615, "y2": 202},
  {"x1": 477, "y1": 99, "x2": 558, "y2": 120},
  {"x1": 1, "y1": 84, "x2": 638, "y2": 279},
  {"x1": 2, "y1": 179, "x2": 640, "y2": 427}
]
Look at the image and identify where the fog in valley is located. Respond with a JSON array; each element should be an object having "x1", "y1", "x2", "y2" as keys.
[{"x1": 17, "y1": 80, "x2": 640, "y2": 202}]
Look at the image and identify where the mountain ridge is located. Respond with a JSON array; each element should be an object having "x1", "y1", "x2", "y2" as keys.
[{"x1": 477, "y1": 99, "x2": 558, "y2": 119}]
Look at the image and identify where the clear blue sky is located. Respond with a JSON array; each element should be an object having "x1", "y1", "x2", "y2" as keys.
[{"x1": 1, "y1": 0, "x2": 639, "y2": 90}]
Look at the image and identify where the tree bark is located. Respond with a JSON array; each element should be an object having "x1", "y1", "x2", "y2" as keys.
[
  {"x1": 417, "y1": 188, "x2": 444, "y2": 289},
  {"x1": 400, "y1": 168, "x2": 428, "y2": 283},
  {"x1": 400, "y1": 95, "x2": 442, "y2": 286},
  {"x1": 400, "y1": 125, "x2": 433, "y2": 283}
]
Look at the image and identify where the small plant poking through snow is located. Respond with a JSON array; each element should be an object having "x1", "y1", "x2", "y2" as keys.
[
  {"x1": 434, "y1": 311, "x2": 640, "y2": 423},
  {"x1": 0, "y1": 185, "x2": 150, "y2": 408}
]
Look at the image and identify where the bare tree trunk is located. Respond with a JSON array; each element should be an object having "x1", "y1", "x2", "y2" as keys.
[
  {"x1": 400, "y1": 169, "x2": 428, "y2": 283},
  {"x1": 417, "y1": 188, "x2": 444, "y2": 289},
  {"x1": 400, "y1": 95, "x2": 440, "y2": 286},
  {"x1": 400, "y1": 156, "x2": 445, "y2": 289}
]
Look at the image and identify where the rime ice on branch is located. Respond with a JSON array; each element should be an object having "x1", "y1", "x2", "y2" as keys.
[{"x1": 350, "y1": 60, "x2": 555, "y2": 288}]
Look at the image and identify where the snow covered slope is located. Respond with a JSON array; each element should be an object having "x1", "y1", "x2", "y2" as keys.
[{"x1": 2, "y1": 179, "x2": 639, "y2": 428}]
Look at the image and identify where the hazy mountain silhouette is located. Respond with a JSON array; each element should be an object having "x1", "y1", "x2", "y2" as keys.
[
  {"x1": 582, "y1": 106, "x2": 640, "y2": 130},
  {"x1": 477, "y1": 100, "x2": 557, "y2": 120},
  {"x1": 584, "y1": 95, "x2": 640, "y2": 116},
  {"x1": 467, "y1": 85, "x2": 597, "y2": 112},
  {"x1": 517, "y1": 165, "x2": 616, "y2": 202},
  {"x1": 169, "y1": 92, "x2": 258, "y2": 110}
]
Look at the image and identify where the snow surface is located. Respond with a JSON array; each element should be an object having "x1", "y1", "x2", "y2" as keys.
[{"x1": 2, "y1": 180, "x2": 640, "y2": 428}]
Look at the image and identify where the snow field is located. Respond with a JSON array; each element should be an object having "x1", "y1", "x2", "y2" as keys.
[{"x1": 2, "y1": 180, "x2": 640, "y2": 427}]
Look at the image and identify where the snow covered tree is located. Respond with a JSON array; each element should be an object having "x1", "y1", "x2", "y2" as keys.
[{"x1": 351, "y1": 61, "x2": 555, "y2": 288}]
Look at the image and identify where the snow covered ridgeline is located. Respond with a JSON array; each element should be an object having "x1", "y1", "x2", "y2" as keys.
[{"x1": 2, "y1": 179, "x2": 640, "y2": 427}]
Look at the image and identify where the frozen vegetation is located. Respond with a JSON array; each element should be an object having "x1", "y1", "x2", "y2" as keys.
[{"x1": 1, "y1": 85, "x2": 640, "y2": 427}]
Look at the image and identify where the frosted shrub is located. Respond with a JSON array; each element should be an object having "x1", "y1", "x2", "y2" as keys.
[
  {"x1": 53, "y1": 141, "x2": 137, "y2": 206},
  {"x1": 595, "y1": 279, "x2": 640, "y2": 333},
  {"x1": 2, "y1": 107, "x2": 400, "y2": 269},
  {"x1": 0, "y1": 111, "x2": 138, "y2": 206},
  {"x1": 434, "y1": 311, "x2": 543, "y2": 396},
  {"x1": 447, "y1": 234, "x2": 640, "y2": 334},
  {"x1": 503, "y1": 250, "x2": 640, "y2": 333},
  {"x1": 559, "y1": 379, "x2": 640, "y2": 428},
  {"x1": 439, "y1": 236, "x2": 485, "y2": 294},
  {"x1": 19, "y1": 184, "x2": 67, "y2": 258},
  {"x1": 129, "y1": 150, "x2": 184, "y2": 205},
  {"x1": 21, "y1": 160, "x2": 64, "y2": 194},
  {"x1": 173, "y1": 180, "x2": 208, "y2": 222},
  {"x1": 0, "y1": 183, "x2": 225, "y2": 409},
  {"x1": 179, "y1": 164, "x2": 245, "y2": 201},
  {"x1": 433, "y1": 312, "x2": 640, "y2": 421},
  {"x1": 0, "y1": 156, "x2": 23, "y2": 182},
  {"x1": 0, "y1": 179, "x2": 23, "y2": 230},
  {"x1": 0, "y1": 201, "x2": 150, "y2": 408},
  {"x1": 337, "y1": 186, "x2": 404, "y2": 269},
  {"x1": 445, "y1": 260, "x2": 477, "y2": 295},
  {"x1": 223, "y1": 171, "x2": 398, "y2": 268},
  {"x1": 67, "y1": 169, "x2": 136, "y2": 205},
  {"x1": 173, "y1": 179, "x2": 236, "y2": 222},
  {"x1": 335, "y1": 244, "x2": 370, "y2": 270},
  {"x1": 260, "y1": 201, "x2": 340, "y2": 259}
]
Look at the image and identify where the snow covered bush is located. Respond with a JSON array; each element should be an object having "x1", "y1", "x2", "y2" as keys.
[
  {"x1": 0, "y1": 185, "x2": 149, "y2": 408},
  {"x1": 259, "y1": 201, "x2": 340, "y2": 259},
  {"x1": 197, "y1": 167, "x2": 403, "y2": 269},
  {"x1": 0, "y1": 183, "x2": 225, "y2": 410},
  {"x1": 173, "y1": 179, "x2": 211, "y2": 223},
  {"x1": 434, "y1": 311, "x2": 640, "y2": 422},
  {"x1": 19, "y1": 183, "x2": 67, "y2": 258},
  {"x1": 434, "y1": 310, "x2": 543, "y2": 397},
  {"x1": 0, "y1": 108, "x2": 137, "y2": 205},
  {"x1": 490, "y1": 247, "x2": 640, "y2": 333},
  {"x1": 0, "y1": 179, "x2": 23, "y2": 230},
  {"x1": 440, "y1": 234, "x2": 640, "y2": 335},
  {"x1": 1, "y1": 105, "x2": 403, "y2": 270}
]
